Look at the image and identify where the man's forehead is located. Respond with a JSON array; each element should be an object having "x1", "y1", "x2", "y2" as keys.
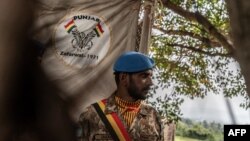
[{"x1": 134, "y1": 69, "x2": 153, "y2": 75}]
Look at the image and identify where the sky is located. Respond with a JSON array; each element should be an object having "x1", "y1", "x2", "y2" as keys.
[
  {"x1": 155, "y1": 56, "x2": 250, "y2": 125},
  {"x1": 180, "y1": 93, "x2": 250, "y2": 124},
  {"x1": 149, "y1": 53, "x2": 250, "y2": 125}
]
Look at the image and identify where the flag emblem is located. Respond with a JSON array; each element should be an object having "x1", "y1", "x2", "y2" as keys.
[
  {"x1": 94, "y1": 23, "x2": 104, "y2": 37},
  {"x1": 64, "y1": 19, "x2": 77, "y2": 33},
  {"x1": 53, "y1": 11, "x2": 111, "y2": 69}
]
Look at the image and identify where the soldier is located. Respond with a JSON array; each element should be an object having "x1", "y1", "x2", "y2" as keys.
[{"x1": 79, "y1": 51, "x2": 164, "y2": 141}]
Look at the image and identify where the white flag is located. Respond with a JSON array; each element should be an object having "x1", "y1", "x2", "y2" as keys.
[{"x1": 31, "y1": 0, "x2": 141, "y2": 120}]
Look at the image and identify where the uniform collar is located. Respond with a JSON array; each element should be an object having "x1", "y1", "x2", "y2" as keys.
[{"x1": 104, "y1": 92, "x2": 149, "y2": 116}]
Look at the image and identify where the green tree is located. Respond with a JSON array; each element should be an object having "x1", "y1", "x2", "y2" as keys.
[
  {"x1": 202, "y1": 120, "x2": 209, "y2": 129},
  {"x1": 175, "y1": 119, "x2": 222, "y2": 141},
  {"x1": 149, "y1": 0, "x2": 249, "y2": 121}
]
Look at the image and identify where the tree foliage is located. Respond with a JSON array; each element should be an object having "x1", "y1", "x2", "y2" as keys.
[
  {"x1": 176, "y1": 118, "x2": 223, "y2": 141},
  {"x1": 148, "y1": 0, "x2": 249, "y2": 121}
]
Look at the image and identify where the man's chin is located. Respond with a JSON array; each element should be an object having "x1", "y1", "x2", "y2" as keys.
[
  {"x1": 137, "y1": 94, "x2": 147, "y2": 100},
  {"x1": 131, "y1": 94, "x2": 147, "y2": 100}
]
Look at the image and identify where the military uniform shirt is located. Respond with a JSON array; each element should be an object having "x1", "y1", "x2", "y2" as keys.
[{"x1": 78, "y1": 94, "x2": 164, "y2": 141}]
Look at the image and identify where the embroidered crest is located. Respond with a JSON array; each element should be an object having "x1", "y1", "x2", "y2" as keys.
[{"x1": 53, "y1": 12, "x2": 111, "y2": 69}]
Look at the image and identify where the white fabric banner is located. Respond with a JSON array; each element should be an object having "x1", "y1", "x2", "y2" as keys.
[{"x1": 31, "y1": 0, "x2": 141, "y2": 120}]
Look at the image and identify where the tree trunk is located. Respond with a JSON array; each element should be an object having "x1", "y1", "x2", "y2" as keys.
[{"x1": 226, "y1": 0, "x2": 250, "y2": 97}]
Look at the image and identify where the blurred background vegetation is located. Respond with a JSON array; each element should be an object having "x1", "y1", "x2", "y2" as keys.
[{"x1": 146, "y1": 0, "x2": 249, "y2": 123}]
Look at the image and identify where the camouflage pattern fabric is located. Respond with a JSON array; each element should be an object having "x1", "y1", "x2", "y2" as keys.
[{"x1": 78, "y1": 94, "x2": 164, "y2": 141}]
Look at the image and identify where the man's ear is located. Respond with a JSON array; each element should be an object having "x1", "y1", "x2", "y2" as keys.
[{"x1": 119, "y1": 73, "x2": 128, "y2": 86}]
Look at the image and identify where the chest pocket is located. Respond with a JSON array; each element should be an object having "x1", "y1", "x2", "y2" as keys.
[
  {"x1": 134, "y1": 115, "x2": 161, "y2": 141},
  {"x1": 140, "y1": 134, "x2": 158, "y2": 141},
  {"x1": 93, "y1": 133, "x2": 113, "y2": 141}
]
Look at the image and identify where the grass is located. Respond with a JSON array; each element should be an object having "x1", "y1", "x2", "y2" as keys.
[{"x1": 175, "y1": 136, "x2": 203, "y2": 141}]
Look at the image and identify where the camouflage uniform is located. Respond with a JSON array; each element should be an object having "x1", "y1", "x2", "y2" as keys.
[{"x1": 79, "y1": 94, "x2": 164, "y2": 141}]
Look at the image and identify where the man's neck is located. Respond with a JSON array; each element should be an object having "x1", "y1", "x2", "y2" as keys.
[{"x1": 115, "y1": 90, "x2": 138, "y2": 102}]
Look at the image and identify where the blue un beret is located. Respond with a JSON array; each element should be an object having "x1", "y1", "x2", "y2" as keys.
[{"x1": 113, "y1": 51, "x2": 155, "y2": 73}]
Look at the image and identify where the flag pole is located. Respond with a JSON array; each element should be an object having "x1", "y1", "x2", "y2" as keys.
[{"x1": 139, "y1": 0, "x2": 156, "y2": 54}]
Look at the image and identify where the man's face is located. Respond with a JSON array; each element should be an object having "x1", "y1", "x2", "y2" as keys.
[{"x1": 127, "y1": 69, "x2": 153, "y2": 100}]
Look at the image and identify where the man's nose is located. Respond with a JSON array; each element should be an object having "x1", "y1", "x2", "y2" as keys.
[{"x1": 147, "y1": 77, "x2": 153, "y2": 86}]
